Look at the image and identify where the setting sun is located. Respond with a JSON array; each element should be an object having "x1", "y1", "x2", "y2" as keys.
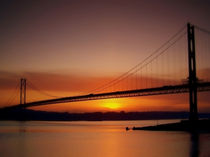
[{"x1": 102, "y1": 100, "x2": 122, "y2": 110}]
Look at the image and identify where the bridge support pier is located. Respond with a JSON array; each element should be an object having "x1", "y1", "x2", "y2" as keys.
[{"x1": 187, "y1": 23, "x2": 198, "y2": 123}]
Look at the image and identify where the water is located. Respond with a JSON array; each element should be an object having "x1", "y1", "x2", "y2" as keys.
[{"x1": 0, "y1": 120, "x2": 210, "y2": 157}]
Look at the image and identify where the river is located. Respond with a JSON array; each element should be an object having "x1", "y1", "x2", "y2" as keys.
[{"x1": 0, "y1": 120, "x2": 210, "y2": 157}]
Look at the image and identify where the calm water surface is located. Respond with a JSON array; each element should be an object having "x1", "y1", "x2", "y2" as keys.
[{"x1": 0, "y1": 120, "x2": 210, "y2": 157}]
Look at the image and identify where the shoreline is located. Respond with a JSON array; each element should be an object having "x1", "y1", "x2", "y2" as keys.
[{"x1": 132, "y1": 119, "x2": 210, "y2": 132}]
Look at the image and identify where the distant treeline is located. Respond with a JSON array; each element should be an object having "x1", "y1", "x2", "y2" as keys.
[{"x1": 0, "y1": 108, "x2": 210, "y2": 121}]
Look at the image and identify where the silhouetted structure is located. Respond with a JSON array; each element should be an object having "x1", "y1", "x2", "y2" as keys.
[
  {"x1": 20, "y1": 78, "x2": 26, "y2": 105},
  {"x1": 8, "y1": 82, "x2": 210, "y2": 108},
  {"x1": 187, "y1": 23, "x2": 198, "y2": 122}
]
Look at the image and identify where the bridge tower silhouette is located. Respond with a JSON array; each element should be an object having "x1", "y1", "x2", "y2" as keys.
[
  {"x1": 20, "y1": 78, "x2": 26, "y2": 105},
  {"x1": 187, "y1": 23, "x2": 198, "y2": 122}
]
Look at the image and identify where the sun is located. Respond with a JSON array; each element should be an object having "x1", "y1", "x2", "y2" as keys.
[{"x1": 102, "y1": 100, "x2": 122, "y2": 110}]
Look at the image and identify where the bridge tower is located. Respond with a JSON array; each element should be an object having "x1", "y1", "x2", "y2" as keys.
[
  {"x1": 20, "y1": 78, "x2": 26, "y2": 105},
  {"x1": 187, "y1": 23, "x2": 198, "y2": 122}
]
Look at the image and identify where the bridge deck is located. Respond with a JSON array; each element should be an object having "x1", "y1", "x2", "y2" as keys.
[{"x1": 10, "y1": 82, "x2": 209, "y2": 108}]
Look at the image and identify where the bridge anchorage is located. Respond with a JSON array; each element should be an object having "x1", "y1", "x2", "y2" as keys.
[{"x1": 8, "y1": 22, "x2": 210, "y2": 124}]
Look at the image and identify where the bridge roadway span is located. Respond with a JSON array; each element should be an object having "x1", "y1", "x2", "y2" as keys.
[{"x1": 13, "y1": 82, "x2": 210, "y2": 108}]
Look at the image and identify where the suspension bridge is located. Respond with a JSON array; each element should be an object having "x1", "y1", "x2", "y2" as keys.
[{"x1": 3, "y1": 23, "x2": 210, "y2": 122}]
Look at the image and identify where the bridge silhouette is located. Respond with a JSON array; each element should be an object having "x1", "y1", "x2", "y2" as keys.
[{"x1": 4, "y1": 23, "x2": 210, "y2": 122}]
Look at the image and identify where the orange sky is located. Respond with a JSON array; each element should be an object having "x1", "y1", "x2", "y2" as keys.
[{"x1": 1, "y1": 0, "x2": 210, "y2": 112}]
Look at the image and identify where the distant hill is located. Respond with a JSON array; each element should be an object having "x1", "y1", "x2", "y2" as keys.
[{"x1": 0, "y1": 108, "x2": 210, "y2": 121}]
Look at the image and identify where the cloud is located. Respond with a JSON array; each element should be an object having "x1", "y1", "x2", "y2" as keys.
[
  {"x1": 0, "y1": 70, "x2": 190, "y2": 93},
  {"x1": 0, "y1": 71, "x2": 117, "y2": 93},
  {"x1": 0, "y1": 71, "x2": 20, "y2": 89}
]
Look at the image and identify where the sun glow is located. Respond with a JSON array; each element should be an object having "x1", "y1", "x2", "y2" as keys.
[{"x1": 102, "y1": 100, "x2": 122, "y2": 110}]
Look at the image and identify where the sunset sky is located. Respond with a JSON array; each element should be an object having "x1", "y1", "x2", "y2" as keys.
[{"x1": 1, "y1": 0, "x2": 210, "y2": 112}]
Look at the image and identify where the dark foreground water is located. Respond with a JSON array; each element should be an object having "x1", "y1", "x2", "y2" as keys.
[{"x1": 0, "y1": 120, "x2": 210, "y2": 157}]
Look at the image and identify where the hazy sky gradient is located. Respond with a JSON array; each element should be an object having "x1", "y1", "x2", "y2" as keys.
[{"x1": 1, "y1": 0, "x2": 210, "y2": 112}]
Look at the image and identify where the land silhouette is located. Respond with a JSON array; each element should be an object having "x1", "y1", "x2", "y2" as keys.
[{"x1": 0, "y1": 107, "x2": 210, "y2": 121}]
